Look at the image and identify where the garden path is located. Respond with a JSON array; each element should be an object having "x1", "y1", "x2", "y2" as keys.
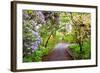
[{"x1": 42, "y1": 43, "x2": 73, "y2": 61}]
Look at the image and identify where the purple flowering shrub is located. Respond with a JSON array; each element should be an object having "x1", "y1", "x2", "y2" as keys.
[{"x1": 23, "y1": 10, "x2": 61, "y2": 62}]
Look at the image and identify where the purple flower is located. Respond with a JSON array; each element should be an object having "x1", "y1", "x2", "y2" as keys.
[
  {"x1": 32, "y1": 31, "x2": 42, "y2": 43},
  {"x1": 31, "y1": 31, "x2": 42, "y2": 52},
  {"x1": 31, "y1": 35, "x2": 42, "y2": 52},
  {"x1": 33, "y1": 31, "x2": 39, "y2": 36},
  {"x1": 36, "y1": 11, "x2": 45, "y2": 23},
  {"x1": 31, "y1": 42, "x2": 38, "y2": 51},
  {"x1": 36, "y1": 40, "x2": 41, "y2": 45}
]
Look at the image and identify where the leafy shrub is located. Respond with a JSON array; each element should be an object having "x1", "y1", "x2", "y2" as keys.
[
  {"x1": 39, "y1": 46, "x2": 49, "y2": 56},
  {"x1": 31, "y1": 45, "x2": 50, "y2": 62},
  {"x1": 82, "y1": 40, "x2": 91, "y2": 59},
  {"x1": 68, "y1": 44, "x2": 80, "y2": 59},
  {"x1": 32, "y1": 50, "x2": 43, "y2": 62},
  {"x1": 64, "y1": 34, "x2": 74, "y2": 43},
  {"x1": 23, "y1": 55, "x2": 32, "y2": 62},
  {"x1": 69, "y1": 39, "x2": 91, "y2": 59},
  {"x1": 42, "y1": 48, "x2": 49, "y2": 56}
]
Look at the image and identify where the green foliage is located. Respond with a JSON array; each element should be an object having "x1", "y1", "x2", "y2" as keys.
[
  {"x1": 23, "y1": 10, "x2": 33, "y2": 14},
  {"x1": 64, "y1": 34, "x2": 74, "y2": 43},
  {"x1": 68, "y1": 44, "x2": 80, "y2": 59},
  {"x1": 23, "y1": 55, "x2": 32, "y2": 62},
  {"x1": 82, "y1": 39, "x2": 91, "y2": 59},
  {"x1": 47, "y1": 37, "x2": 56, "y2": 49},
  {"x1": 69, "y1": 39, "x2": 91, "y2": 59},
  {"x1": 42, "y1": 49, "x2": 49, "y2": 56},
  {"x1": 60, "y1": 12, "x2": 70, "y2": 23},
  {"x1": 55, "y1": 31, "x2": 64, "y2": 42},
  {"x1": 23, "y1": 45, "x2": 49, "y2": 62},
  {"x1": 69, "y1": 12, "x2": 91, "y2": 59},
  {"x1": 31, "y1": 45, "x2": 50, "y2": 62},
  {"x1": 39, "y1": 46, "x2": 49, "y2": 56},
  {"x1": 32, "y1": 50, "x2": 43, "y2": 62}
]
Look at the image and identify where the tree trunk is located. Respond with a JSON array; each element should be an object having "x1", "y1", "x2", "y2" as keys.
[
  {"x1": 78, "y1": 42, "x2": 83, "y2": 59},
  {"x1": 79, "y1": 42, "x2": 82, "y2": 52},
  {"x1": 44, "y1": 31, "x2": 53, "y2": 48}
]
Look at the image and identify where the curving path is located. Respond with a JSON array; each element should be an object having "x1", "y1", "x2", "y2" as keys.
[{"x1": 42, "y1": 43, "x2": 73, "y2": 61}]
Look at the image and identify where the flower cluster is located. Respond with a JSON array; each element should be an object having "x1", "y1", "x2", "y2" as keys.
[
  {"x1": 36, "y1": 11, "x2": 45, "y2": 23},
  {"x1": 31, "y1": 31, "x2": 42, "y2": 52}
]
